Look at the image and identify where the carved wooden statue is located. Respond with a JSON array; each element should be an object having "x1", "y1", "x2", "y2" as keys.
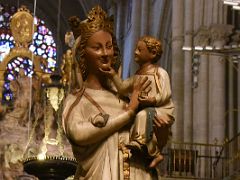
[
  {"x1": 101, "y1": 35, "x2": 175, "y2": 167},
  {"x1": 62, "y1": 5, "x2": 174, "y2": 179}
]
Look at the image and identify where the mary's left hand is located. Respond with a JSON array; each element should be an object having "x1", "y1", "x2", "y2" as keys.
[
  {"x1": 153, "y1": 114, "x2": 172, "y2": 128},
  {"x1": 138, "y1": 95, "x2": 156, "y2": 107}
]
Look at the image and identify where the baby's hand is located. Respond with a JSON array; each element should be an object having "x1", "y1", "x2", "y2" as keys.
[{"x1": 99, "y1": 64, "x2": 116, "y2": 78}]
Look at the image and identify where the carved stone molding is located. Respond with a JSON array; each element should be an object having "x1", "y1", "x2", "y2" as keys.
[
  {"x1": 210, "y1": 24, "x2": 234, "y2": 46},
  {"x1": 229, "y1": 30, "x2": 240, "y2": 45},
  {"x1": 194, "y1": 26, "x2": 211, "y2": 46}
]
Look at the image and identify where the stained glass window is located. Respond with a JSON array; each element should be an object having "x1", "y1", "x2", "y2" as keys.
[
  {"x1": 0, "y1": 33, "x2": 14, "y2": 62},
  {"x1": 29, "y1": 17, "x2": 57, "y2": 72},
  {"x1": 3, "y1": 57, "x2": 33, "y2": 102},
  {"x1": 0, "y1": 4, "x2": 57, "y2": 102}
]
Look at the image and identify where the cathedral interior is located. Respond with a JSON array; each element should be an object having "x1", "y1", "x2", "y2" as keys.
[{"x1": 0, "y1": 0, "x2": 239, "y2": 179}]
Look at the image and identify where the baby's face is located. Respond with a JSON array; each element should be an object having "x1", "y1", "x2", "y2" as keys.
[{"x1": 134, "y1": 40, "x2": 153, "y2": 65}]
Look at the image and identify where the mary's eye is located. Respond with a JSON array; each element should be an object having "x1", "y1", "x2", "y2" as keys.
[
  {"x1": 92, "y1": 46, "x2": 100, "y2": 50},
  {"x1": 106, "y1": 42, "x2": 113, "y2": 49},
  {"x1": 106, "y1": 44, "x2": 113, "y2": 49}
]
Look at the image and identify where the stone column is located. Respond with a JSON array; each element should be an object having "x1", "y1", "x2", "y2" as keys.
[
  {"x1": 238, "y1": 58, "x2": 240, "y2": 151},
  {"x1": 171, "y1": 0, "x2": 184, "y2": 142},
  {"x1": 226, "y1": 52, "x2": 236, "y2": 176},
  {"x1": 226, "y1": 30, "x2": 240, "y2": 140},
  {"x1": 204, "y1": 0, "x2": 213, "y2": 27},
  {"x1": 208, "y1": 24, "x2": 233, "y2": 144},
  {"x1": 192, "y1": 27, "x2": 211, "y2": 177},
  {"x1": 234, "y1": 32, "x2": 240, "y2": 156},
  {"x1": 229, "y1": 32, "x2": 240, "y2": 139},
  {"x1": 183, "y1": 0, "x2": 193, "y2": 143},
  {"x1": 192, "y1": 27, "x2": 210, "y2": 144},
  {"x1": 160, "y1": 1, "x2": 172, "y2": 70},
  {"x1": 228, "y1": 59, "x2": 234, "y2": 139},
  {"x1": 212, "y1": 0, "x2": 220, "y2": 24}
]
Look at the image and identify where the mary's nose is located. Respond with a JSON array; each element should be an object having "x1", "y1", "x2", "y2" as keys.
[
  {"x1": 102, "y1": 47, "x2": 109, "y2": 56},
  {"x1": 101, "y1": 48, "x2": 111, "y2": 64}
]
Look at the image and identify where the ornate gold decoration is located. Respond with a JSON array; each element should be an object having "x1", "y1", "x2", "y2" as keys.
[
  {"x1": 79, "y1": 5, "x2": 114, "y2": 36},
  {"x1": 10, "y1": 5, "x2": 35, "y2": 48},
  {"x1": 46, "y1": 87, "x2": 64, "y2": 111},
  {"x1": 0, "y1": 48, "x2": 49, "y2": 99},
  {"x1": 0, "y1": 6, "x2": 51, "y2": 100},
  {"x1": 118, "y1": 143, "x2": 130, "y2": 180},
  {"x1": 61, "y1": 49, "x2": 73, "y2": 87},
  {"x1": 34, "y1": 85, "x2": 66, "y2": 161},
  {"x1": 37, "y1": 102, "x2": 53, "y2": 159},
  {"x1": 64, "y1": 31, "x2": 75, "y2": 48},
  {"x1": 0, "y1": 48, "x2": 43, "y2": 73}
]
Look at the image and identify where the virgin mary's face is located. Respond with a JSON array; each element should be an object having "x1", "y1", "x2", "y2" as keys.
[{"x1": 84, "y1": 30, "x2": 114, "y2": 74}]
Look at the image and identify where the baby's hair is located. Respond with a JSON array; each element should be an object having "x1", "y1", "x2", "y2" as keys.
[{"x1": 140, "y1": 36, "x2": 163, "y2": 63}]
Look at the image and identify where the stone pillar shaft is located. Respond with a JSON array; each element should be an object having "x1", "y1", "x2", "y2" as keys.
[
  {"x1": 171, "y1": 0, "x2": 184, "y2": 141},
  {"x1": 209, "y1": 55, "x2": 226, "y2": 143},
  {"x1": 208, "y1": 24, "x2": 233, "y2": 144},
  {"x1": 238, "y1": 64, "x2": 240, "y2": 136},
  {"x1": 193, "y1": 55, "x2": 209, "y2": 143},
  {"x1": 183, "y1": 0, "x2": 193, "y2": 143},
  {"x1": 192, "y1": 1, "x2": 210, "y2": 145},
  {"x1": 238, "y1": 64, "x2": 240, "y2": 157},
  {"x1": 228, "y1": 62, "x2": 234, "y2": 139}
]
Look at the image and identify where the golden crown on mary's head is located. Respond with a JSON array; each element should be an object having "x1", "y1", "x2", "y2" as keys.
[
  {"x1": 80, "y1": 5, "x2": 114, "y2": 35},
  {"x1": 17, "y1": 5, "x2": 30, "y2": 13}
]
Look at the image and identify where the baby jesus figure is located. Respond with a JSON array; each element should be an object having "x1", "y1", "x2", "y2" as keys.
[{"x1": 101, "y1": 35, "x2": 175, "y2": 168}]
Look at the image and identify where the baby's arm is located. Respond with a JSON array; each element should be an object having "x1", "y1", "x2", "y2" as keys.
[
  {"x1": 112, "y1": 74, "x2": 134, "y2": 96},
  {"x1": 100, "y1": 64, "x2": 134, "y2": 96}
]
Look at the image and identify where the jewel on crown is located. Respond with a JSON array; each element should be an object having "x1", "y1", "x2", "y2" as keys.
[
  {"x1": 87, "y1": 5, "x2": 107, "y2": 22},
  {"x1": 18, "y1": 5, "x2": 30, "y2": 13},
  {"x1": 80, "y1": 5, "x2": 114, "y2": 35}
]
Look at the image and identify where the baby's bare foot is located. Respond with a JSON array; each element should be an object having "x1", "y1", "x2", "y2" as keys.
[{"x1": 149, "y1": 154, "x2": 164, "y2": 168}]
